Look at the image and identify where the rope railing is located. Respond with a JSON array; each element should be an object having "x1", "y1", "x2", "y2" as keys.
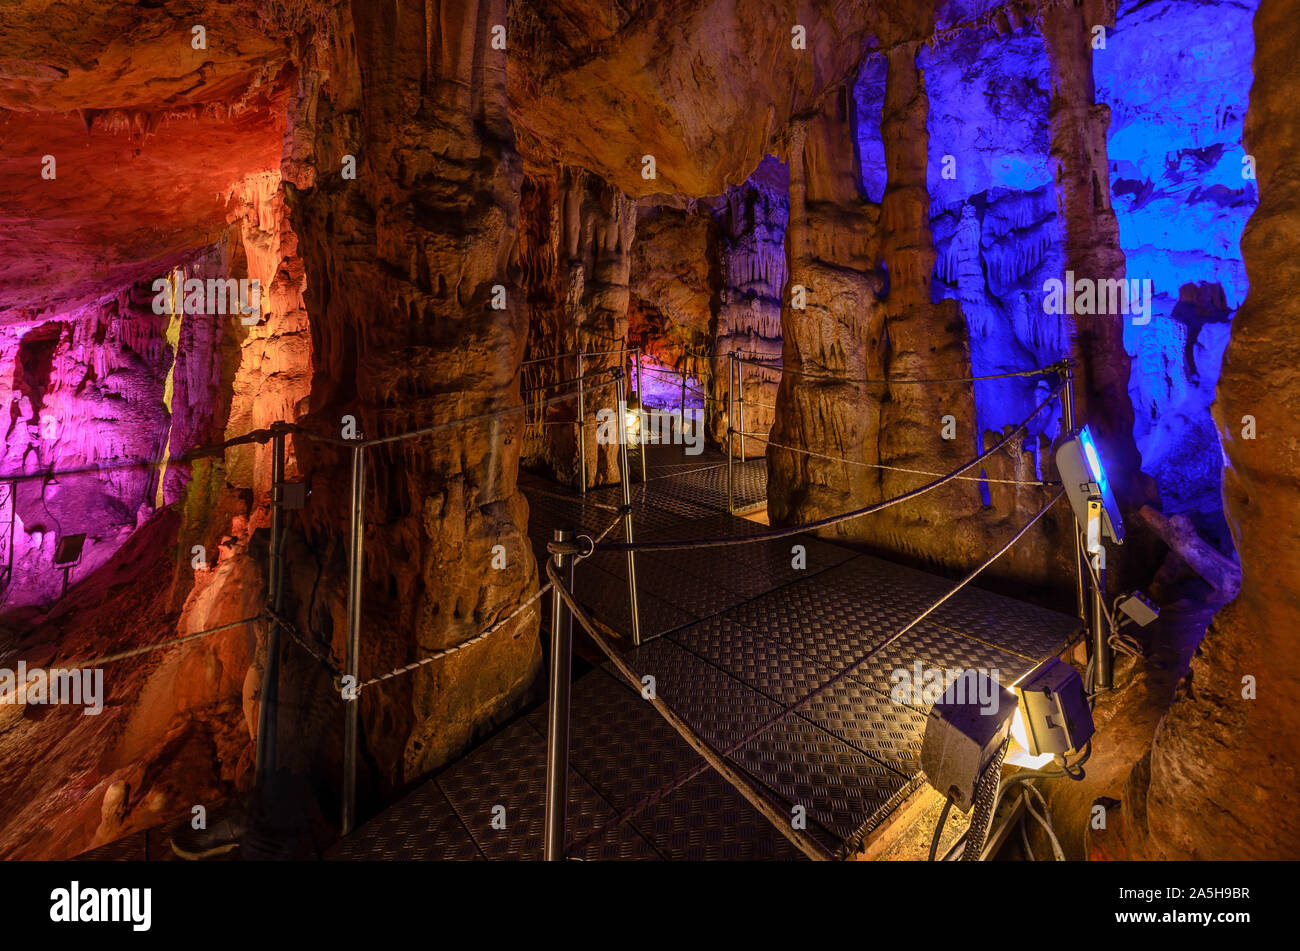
[
  {"x1": 0, "y1": 369, "x2": 628, "y2": 483},
  {"x1": 355, "y1": 509, "x2": 625, "y2": 694},
  {"x1": 573, "y1": 380, "x2": 1064, "y2": 554},
  {"x1": 355, "y1": 583, "x2": 551, "y2": 693},
  {"x1": 553, "y1": 488, "x2": 1065, "y2": 860},
  {"x1": 51, "y1": 615, "x2": 264, "y2": 669},
  {"x1": 735, "y1": 429, "x2": 1055, "y2": 486},
  {"x1": 734, "y1": 354, "x2": 1069, "y2": 386}
]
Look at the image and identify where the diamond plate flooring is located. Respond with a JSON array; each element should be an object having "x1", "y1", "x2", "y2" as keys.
[{"x1": 333, "y1": 453, "x2": 1083, "y2": 861}]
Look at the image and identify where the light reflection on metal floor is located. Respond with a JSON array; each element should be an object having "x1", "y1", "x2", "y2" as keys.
[{"x1": 330, "y1": 444, "x2": 1082, "y2": 860}]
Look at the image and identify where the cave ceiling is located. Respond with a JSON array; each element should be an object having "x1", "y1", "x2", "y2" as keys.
[{"x1": 0, "y1": 0, "x2": 886, "y2": 322}]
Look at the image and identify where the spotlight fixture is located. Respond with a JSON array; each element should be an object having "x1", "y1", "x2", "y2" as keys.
[
  {"x1": 1012, "y1": 658, "x2": 1095, "y2": 758},
  {"x1": 1055, "y1": 425, "x2": 1123, "y2": 546},
  {"x1": 920, "y1": 670, "x2": 1017, "y2": 812},
  {"x1": 1055, "y1": 424, "x2": 1124, "y2": 690}
]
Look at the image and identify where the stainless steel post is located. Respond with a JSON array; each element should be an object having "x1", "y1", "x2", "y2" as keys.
[
  {"x1": 255, "y1": 429, "x2": 286, "y2": 784},
  {"x1": 341, "y1": 443, "x2": 366, "y2": 835},
  {"x1": 543, "y1": 529, "x2": 575, "y2": 861},
  {"x1": 680, "y1": 366, "x2": 687, "y2": 445},
  {"x1": 576, "y1": 350, "x2": 587, "y2": 495},
  {"x1": 737, "y1": 351, "x2": 747, "y2": 459},
  {"x1": 615, "y1": 371, "x2": 642, "y2": 646},
  {"x1": 1091, "y1": 549, "x2": 1112, "y2": 690},
  {"x1": 633, "y1": 348, "x2": 647, "y2": 482},
  {"x1": 1061, "y1": 366, "x2": 1088, "y2": 623},
  {"x1": 727, "y1": 350, "x2": 735, "y2": 514}
]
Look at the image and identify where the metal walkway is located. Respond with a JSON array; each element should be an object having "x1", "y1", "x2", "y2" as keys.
[{"x1": 330, "y1": 445, "x2": 1082, "y2": 860}]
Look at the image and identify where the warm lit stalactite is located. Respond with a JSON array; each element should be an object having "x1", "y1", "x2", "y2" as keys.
[
  {"x1": 287, "y1": 0, "x2": 541, "y2": 789},
  {"x1": 767, "y1": 104, "x2": 882, "y2": 529}
]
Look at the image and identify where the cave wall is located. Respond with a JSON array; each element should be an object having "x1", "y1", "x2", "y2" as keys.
[
  {"x1": 627, "y1": 200, "x2": 714, "y2": 415},
  {"x1": 286, "y1": 0, "x2": 542, "y2": 793},
  {"x1": 0, "y1": 286, "x2": 173, "y2": 608},
  {"x1": 1121, "y1": 0, "x2": 1300, "y2": 859},
  {"x1": 767, "y1": 100, "x2": 883, "y2": 526},
  {"x1": 766, "y1": 4, "x2": 1063, "y2": 582}
]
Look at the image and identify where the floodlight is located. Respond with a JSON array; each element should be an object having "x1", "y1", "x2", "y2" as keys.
[
  {"x1": 920, "y1": 670, "x2": 1017, "y2": 813},
  {"x1": 53, "y1": 533, "x2": 86, "y2": 567},
  {"x1": 1055, "y1": 425, "x2": 1123, "y2": 544},
  {"x1": 1012, "y1": 658, "x2": 1094, "y2": 758}
]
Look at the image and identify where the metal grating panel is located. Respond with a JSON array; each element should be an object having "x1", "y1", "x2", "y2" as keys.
[
  {"x1": 436, "y1": 717, "x2": 660, "y2": 861},
  {"x1": 328, "y1": 780, "x2": 483, "y2": 861},
  {"x1": 669, "y1": 615, "x2": 838, "y2": 706},
  {"x1": 729, "y1": 712, "x2": 908, "y2": 847},
  {"x1": 630, "y1": 770, "x2": 808, "y2": 861},
  {"x1": 843, "y1": 620, "x2": 1032, "y2": 703},
  {"x1": 796, "y1": 679, "x2": 928, "y2": 776},
  {"x1": 526, "y1": 668, "x2": 703, "y2": 815},
  {"x1": 927, "y1": 584, "x2": 1081, "y2": 660},
  {"x1": 572, "y1": 561, "x2": 696, "y2": 640},
  {"x1": 724, "y1": 582, "x2": 899, "y2": 673},
  {"x1": 616, "y1": 637, "x2": 784, "y2": 749},
  {"x1": 73, "y1": 832, "x2": 148, "y2": 861}
]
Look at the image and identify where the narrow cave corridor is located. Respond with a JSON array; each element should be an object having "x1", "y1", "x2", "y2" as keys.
[{"x1": 0, "y1": 0, "x2": 1296, "y2": 916}]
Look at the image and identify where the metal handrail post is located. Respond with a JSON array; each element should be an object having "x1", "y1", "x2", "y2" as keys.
[
  {"x1": 727, "y1": 350, "x2": 735, "y2": 514},
  {"x1": 679, "y1": 365, "x2": 687, "y2": 445},
  {"x1": 1061, "y1": 366, "x2": 1088, "y2": 624},
  {"x1": 615, "y1": 370, "x2": 642, "y2": 646},
  {"x1": 576, "y1": 350, "x2": 587, "y2": 495},
  {"x1": 633, "y1": 348, "x2": 648, "y2": 482},
  {"x1": 737, "y1": 351, "x2": 747, "y2": 459},
  {"x1": 1091, "y1": 546, "x2": 1111, "y2": 690},
  {"x1": 341, "y1": 443, "x2": 367, "y2": 835},
  {"x1": 543, "y1": 529, "x2": 575, "y2": 860},
  {"x1": 255, "y1": 429, "x2": 287, "y2": 784}
]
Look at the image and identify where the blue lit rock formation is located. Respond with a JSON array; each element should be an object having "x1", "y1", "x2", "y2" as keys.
[{"x1": 1097, "y1": 0, "x2": 1257, "y2": 546}]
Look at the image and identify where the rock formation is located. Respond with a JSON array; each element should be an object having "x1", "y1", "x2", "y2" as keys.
[{"x1": 711, "y1": 158, "x2": 789, "y2": 454}]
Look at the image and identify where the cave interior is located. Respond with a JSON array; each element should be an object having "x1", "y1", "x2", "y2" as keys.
[{"x1": 0, "y1": 0, "x2": 1296, "y2": 863}]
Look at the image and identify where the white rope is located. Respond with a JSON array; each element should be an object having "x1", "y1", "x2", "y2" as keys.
[
  {"x1": 356, "y1": 583, "x2": 551, "y2": 692},
  {"x1": 736, "y1": 430, "x2": 1052, "y2": 486},
  {"x1": 54, "y1": 615, "x2": 263, "y2": 668}
]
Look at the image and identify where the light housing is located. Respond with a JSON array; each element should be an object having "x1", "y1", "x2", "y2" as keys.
[
  {"x1": 1118, "y1": 591, "x2": 1159, "y2": 626},
  {"x1": 1012, "y1": 658, "x2": 1094, "y2": 757},
  {"x1": 1055, "y1": 425, "x2": 1124, "y2": 544},
  {"x1": 920, "y1": 671, "x2": 1017, "y2": 813}
]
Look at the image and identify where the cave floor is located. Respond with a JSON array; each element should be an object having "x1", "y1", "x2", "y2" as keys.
[{"x1": 329, "y1": 445, "x2": 1084, "y2": 861}]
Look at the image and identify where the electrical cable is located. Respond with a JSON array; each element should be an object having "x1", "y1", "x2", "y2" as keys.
[{"x1": 929, "y1": 792, "x2": 957, "y2": 862}]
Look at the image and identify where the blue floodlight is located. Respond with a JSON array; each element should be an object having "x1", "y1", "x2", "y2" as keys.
[
  {"x1": 1080, "y1": 428, "x2": 1104, "y2": 484},
  {"x1": 1055, "y1": 425, "x2": 1124, "y2": 544}
]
